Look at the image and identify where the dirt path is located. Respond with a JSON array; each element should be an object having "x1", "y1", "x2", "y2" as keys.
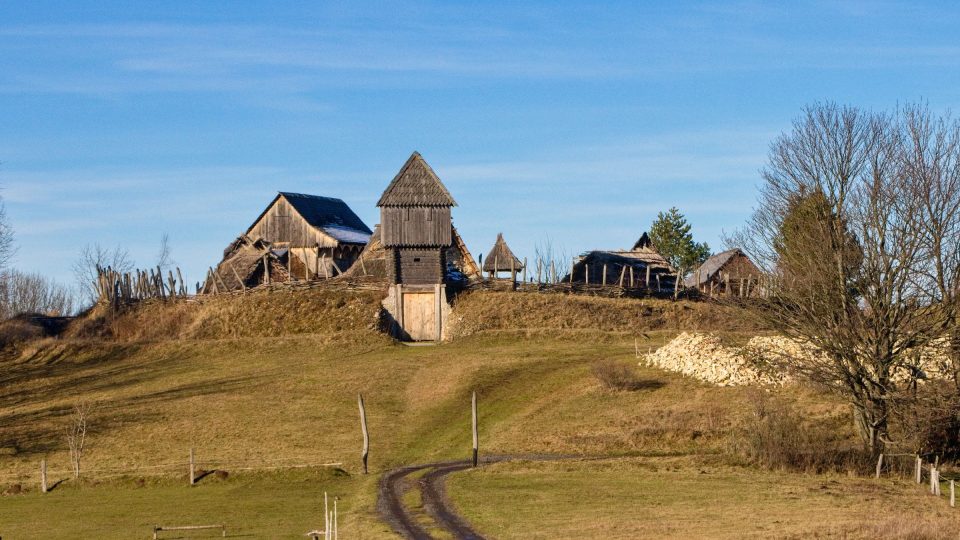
[
  {"x1": 377, "y1": 458, "x2": 496, "y2": 539},
  {"x1": 378, "y1": 455, "x2": 580, "y2": 539}
]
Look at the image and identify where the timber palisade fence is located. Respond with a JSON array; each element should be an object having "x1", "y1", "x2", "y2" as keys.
[
  {"x1": 877, "y1": 452, "x2": 960, "y2": 508},
  {"x1": 95, "y1": 265, "x2": 190, "y2": 305}
]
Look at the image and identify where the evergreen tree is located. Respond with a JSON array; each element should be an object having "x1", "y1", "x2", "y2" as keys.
[{"x1": 648, "y1": 207, "x2": 710, "y2": 271}]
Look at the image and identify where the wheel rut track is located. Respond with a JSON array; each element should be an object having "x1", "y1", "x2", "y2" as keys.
[{"x1": 378, "y1": 454, "x2": 581, "y2": 539}]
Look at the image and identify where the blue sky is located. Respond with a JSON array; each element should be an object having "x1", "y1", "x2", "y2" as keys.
[{"x1": 3, "y1": 1, "x2": 960, "y2": 287}]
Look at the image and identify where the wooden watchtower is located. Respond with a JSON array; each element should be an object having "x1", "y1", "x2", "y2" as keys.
[{"x1": 378, "y1": 152, "x2": 457, "y2": 341}]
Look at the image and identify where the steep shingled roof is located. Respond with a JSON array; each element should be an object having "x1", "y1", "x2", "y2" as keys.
[
  {"x1": 376, "y1": 152, "x2": 457, "y2": 207},
  {"x1": 247, "y1": 192, "x2": 373, "y2": 244},
  {"x1": 482, "y1": 233, "x2": 523, "y2": 272}
]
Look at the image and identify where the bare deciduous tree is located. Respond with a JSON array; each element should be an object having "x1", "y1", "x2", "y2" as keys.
[
  {"x1": 0, "y1": 270, "x2": 75, "y2": 318},
  {"x1": 72, "y1": 243, "x2": 133, "y2": 306},
  {"x1": 0, "y1": 200, "x2": 15, "y2": 273},
  {"x1": 156, "y1": 233, "x2": 175, "y2": 272},
  {"x1": 65, "y1": 401, "x2": 94, "y2": 479},
  {"x1": 738, "y1": 103, "x2": 960, "y2": 455}
]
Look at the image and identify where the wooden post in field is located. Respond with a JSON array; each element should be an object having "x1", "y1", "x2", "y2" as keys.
[
  {"x1": 602, "y1": 264, "x2": 607, "y2": 286},
  {"x1": 40, "y1": 459, "x2": 47, "y2": 493},
  {"x1": 875, "y1": 454, "x2": 883, "y2": 478},
  {"x1": 629, "y1": 266, "x2": 634, "y2": 288},
  {"x1": 585, "y1": 264, "x2": 589, "y2": 285},
  {"x1": 522, "y1": 257, "x2": 527, "y2": 285},
  {"x1": 472, "y1": 390, "x2": 479, "y2": 467},
  {"x1": 618, "y1": 266, "x2": 626, "y2": 288},
  {"x1": 190, "y1": 448, "x2": 196, "y2": 485},
  {"x1": 334, "y1": 498, "x2": 338, "y2": 540},
  {"x1": 951, "y1": 480, "x2": 956, "y2": 507},
  {"x1": 931, "y1": 466, "x2": 936, "y2": 494},
  {"x1": 916, "y1": 456, "x2": 922, "y2": 484},
  {"x1": 263, "y1": 255, "x2": 270, "y2": 285},
  {"x1": 324, "y1": 492, "x2": 329, "y2": 540},
  {"x1": 656, "y1": 274, "x2": 662, "y2": 293},
  {"x1": 358, "y1": 393, "x2": 369, "y2": 474},
  {"x1": 645, "y1": 266, "x2": 651, "y2": 288},
  {"x1": 634, "y1": 338, "x2": 639, "y2": 358},
  {"x1": 569, "y1": 261, "x2": 574, "y2": 284}
]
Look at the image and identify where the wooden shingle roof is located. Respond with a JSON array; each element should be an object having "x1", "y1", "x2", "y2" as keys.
[{"x1": 376, "y1": 152, "x2": 457, "y2": 207}]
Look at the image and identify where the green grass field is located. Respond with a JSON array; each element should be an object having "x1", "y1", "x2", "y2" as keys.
[{"x1": 0, "y1": 290, "x2": 954, "y2": 538}]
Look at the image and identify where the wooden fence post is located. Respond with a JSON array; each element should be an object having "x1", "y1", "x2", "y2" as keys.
[
  {"x1": 952, "y1": 480, "x2": 956, "y2": 507},
  {"x1": 358, "y1": 393, "x2": 369, "y2": 474},
  {"x1": 916, "y1": 455, "x2": 922, "y2": 484},
  {"x1": 585, "y1": 265, "x2": 589, "y2": 285},
  {"x1": 875, "y1": 453, "x2": 883, "y2": 479},
  {"x1": 190, "y1": 448, "x2": 196, "y2": 485},
  {"x1": 645, "y1": 266, "x2": 651, "y2": 288},
  {"x1": 41, "y1": 459, "x2": 47, "y2": 493},
  {"x1": 472, "y1": 390, "x2": 478, "y2": 467},
  {"x1": 931, "y1": 466, "x2": 936, "y2": 494},
  {"x1": 602, "y1": 264, "x2": 607, "y2": 286}
]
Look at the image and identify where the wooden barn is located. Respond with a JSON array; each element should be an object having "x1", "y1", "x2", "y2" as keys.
[
  {"x1": 206, "y1": 192, "x2": 372, "y2": 291},
  {"x1": 568, "y1": 232, "x2": 677, "y2": 290},
  {"x1": 685, "y1": 248, "x2": 760, "y2": 297},
  {"x1": 377, "y1": 152, "x2": 466, "y2": 341},
  {"x1": 482, "y1": 233, "x2": 523, "y2": 280}
]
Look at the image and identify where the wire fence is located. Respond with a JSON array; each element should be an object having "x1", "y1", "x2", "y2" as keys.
[
  {"x1": 0, "y1": 452, "x2": 342, "y2": 492},
  {"x1": 877, "y1": 452, "x2": 958, "y2": 507}
]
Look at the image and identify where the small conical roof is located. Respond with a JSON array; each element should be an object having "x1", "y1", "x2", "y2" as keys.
[
  {"x1": 377, "y1": 151, "x2": 457, "y2": 207},
  {"x1": 482, "y1": 233, "x2": 523, "y2": 272}
]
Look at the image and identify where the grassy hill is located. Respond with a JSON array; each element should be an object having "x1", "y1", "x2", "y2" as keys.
[{"x1": 0, "y1": 288, "x2": 955, "y2": 538}]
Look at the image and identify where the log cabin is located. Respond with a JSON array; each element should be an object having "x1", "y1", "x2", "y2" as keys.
[{"x1": 685, "y1": 248, "x2": 760, "y2": 297}]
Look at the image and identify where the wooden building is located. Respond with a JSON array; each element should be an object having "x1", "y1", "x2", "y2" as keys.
[
  {"x1": 377, "y1": 152, "x2": 459, "y2": 341},
  {"x1": 684, "y1": 248, "x2": 760, "y2": 297},
  {"x1": 568, "y1": 232, "x2": 676, "y2": 289},
  {"x1": 482, "y1": 233, "x2": 523, "y2": 280},
  {"x1": 207, "y1": 192, "x2": 372, "y2": 291}
]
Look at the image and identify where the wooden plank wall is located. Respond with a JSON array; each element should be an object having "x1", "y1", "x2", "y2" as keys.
[
  {"x1": 248, "y1": 198, "x2": 337, "y2": 248},
  {"x1": 380, "y1": 207, "x2": 452, "y2": 247},
  {"x1": 396, "y1": 248, "x2": 444, "y2": 284}
]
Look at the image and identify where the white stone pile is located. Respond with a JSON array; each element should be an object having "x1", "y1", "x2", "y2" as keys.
[
  {"x1": 642, "y1": 332, "x2": 792, "y2": 387},
  {"x1": 644, "y1": 332, "x2": 957, "y2": 387}
]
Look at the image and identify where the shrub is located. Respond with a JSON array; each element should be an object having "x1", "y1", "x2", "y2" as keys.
[
  {"x1": 730, "y1": 390, "x2": 868, "y2": 473},
  {"x1": 592, "y1": 360, "x2": 662, "y2": 392}
]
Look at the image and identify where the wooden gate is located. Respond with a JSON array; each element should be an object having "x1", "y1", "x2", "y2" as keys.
[{"x1": 402, "y1": 291, "x2": 437, "y2": 341}]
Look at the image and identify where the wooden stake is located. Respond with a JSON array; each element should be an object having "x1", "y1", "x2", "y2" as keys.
[
  {"x1": 41, "y1": 459, "x2": 47, "y2": 493},
  {"x1": 875, "y1": 453, "x2": 883, "y2": 479},
  {"x1": 645, "y1": 266, "x2": 651, "y2": 288},
  {"x1": 358, "y1": 393, "x2": 369, "y2": 474},
  {"x1": 951, "y1": 480, "x2": 955, "y2": 507},
  {"x1": 190, "y1": 448, "x2": 196, "y2": 485},
  {"x1": 472, "y1": 390, "x2": 478, "y2": 467},
  {"x1": 917, "y1": 456, "x2": 923, "y2": 484},
  {"x1": 324, "y1": 492, "x2": 329, "y2": 540},
  {"x1": 602, "y1": 264, "x2": 607, "y2": 286}
]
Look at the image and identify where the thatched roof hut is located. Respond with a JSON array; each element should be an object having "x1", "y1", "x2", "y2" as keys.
[
  {"x1": 482, "y1": 233, "x2": 523, "y2": 274},
  {"x1": 567, "y1": 231, "x2": 675, "y2": 288}
]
